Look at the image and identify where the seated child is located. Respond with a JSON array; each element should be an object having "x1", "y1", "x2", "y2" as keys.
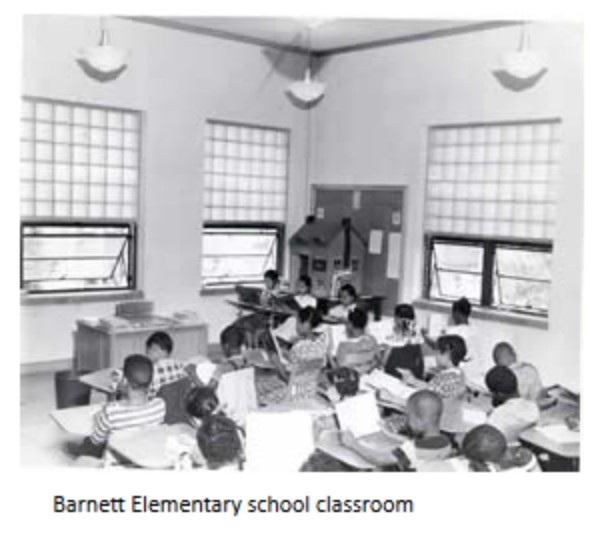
[
  {"x1": 220, "y1": 269, "x2": 284, "y2": 357},
  {"x1": 492, "y1": 342, "x2": 547, "y2": 403},
  {"x1": 328, "y1": 283, "x2": 358, "y2": 320},
  {"x1": 461, "y1": 424, "x2": 539, "y2": 472},
  {"x1": 382, "y1": 303, "x2": 424, "y2": 380},
  {"x1": 284, "y1": 306, "x2": 328, "y2": 370},
  {"x1": 294, "y1": 274, "x2": 318, "y2": 309},
  {"x1": 338, "y1": 390, "x2": 451, "y2": 470},
  {"x1": 75, "y1": 354, "x2": 166, "y2": 458},
  {"x1": 485, "y1": 365, "x2": 540, "y2": 444},
  {"x1": 335, "y1": 308, "x2": 379, "y2": 375},
  {"x1": 145, "y1": 331, "x2": 188, "y2": 399},
  {"x1": 197, "y1": 413, "x2": 244, "y2": 470},
  {"x1": 186, "y1": 385, "x2": 220, "y2": 428},
  {"x1": 401, "y1": 335, "x2": 468, "y2": 434}
]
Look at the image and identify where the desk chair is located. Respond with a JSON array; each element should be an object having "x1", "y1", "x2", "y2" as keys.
[{"x1": 384, "y1": 344, "x2": 425, "y2": 380}]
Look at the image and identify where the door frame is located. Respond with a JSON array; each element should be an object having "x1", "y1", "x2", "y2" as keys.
[{"x1": 310, "y1": 184, "x2": 409, "y2": 305}]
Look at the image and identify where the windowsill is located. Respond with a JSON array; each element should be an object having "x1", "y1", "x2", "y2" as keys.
[
  {"x1": 200, "y1": 287, "x2": 237, "y2": 297},
  {"x1": 21, "y1": 290, "x2": 144, "y2": 306},
  {"x1": 413, "y1": 298, "x2": 549, "y2": 330}
]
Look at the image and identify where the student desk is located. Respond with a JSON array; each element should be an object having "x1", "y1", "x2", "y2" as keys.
[
  {"x1": 78, "y1": 368, "x2": 119, "y2": 395},
  {"x1": 519, "y1": 398, "x2": 580, "y2": 470},
  {"x1": 109, "y1": 424, "x2": 204, "y2": 469},
  {"x1": 50, "y1": 404, "x2": 103, "y2": 436},
  {"x1": 74, "y1": 318, "x2": 208, "y2": 371}
]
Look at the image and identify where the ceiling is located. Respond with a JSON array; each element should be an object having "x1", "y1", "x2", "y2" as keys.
[{"x1": 128, "y1": 16, "x2": 518, "y2": 55}]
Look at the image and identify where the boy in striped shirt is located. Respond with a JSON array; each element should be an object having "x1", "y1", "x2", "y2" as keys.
[{"x1": 76, "y1": 354, "x2": 166, "y2": 457}]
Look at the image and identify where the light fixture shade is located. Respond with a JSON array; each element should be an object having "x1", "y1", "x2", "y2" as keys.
[
  {"x1": 287, "y1": 68, "x2": 326, "y2": 105},
  {"x1": 499, "y1": 49, "x2": 547, "y2": 80},
  {"x1": 79, "y1": 43, "x2": 128, "y2": 74}
]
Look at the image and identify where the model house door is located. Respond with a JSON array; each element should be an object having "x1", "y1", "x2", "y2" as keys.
[{"x1": 313, "y1": 186, "x2": 405, "y2": 314}]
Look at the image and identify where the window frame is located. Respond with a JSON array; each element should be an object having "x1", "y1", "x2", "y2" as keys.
[
  {"x1": 424, "y1": 234, "x2": 553, "y2": 317},
  {"x1": 20, "y1": 219, "x2": 137, "y2": 296},
  {"x1": 201, "y1": 221, "x2": 285, "y2": 291}
]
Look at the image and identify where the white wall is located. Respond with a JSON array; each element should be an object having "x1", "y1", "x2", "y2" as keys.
[
  {"x1": 311, "y1": 23, "x2": 583, "y2": 388},
  {"x1": 20, "y1": 15, "x2": 310, "y2": 364}
]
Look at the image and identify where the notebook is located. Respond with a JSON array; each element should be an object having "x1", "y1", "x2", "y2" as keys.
[{"x1": 335, "y1": 392, "x2": 381, "y2": 438}]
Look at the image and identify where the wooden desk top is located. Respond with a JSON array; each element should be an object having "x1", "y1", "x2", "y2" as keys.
[
  {"x1": 79, "y1": 368, "x2": 121, "y2": 394},
  {"x1": 519, "y1": 399, "x2": 580, "y2": 459},
  {"x1": 50, "y1": 404, "x2": 103, "y2": 436},
  {"x1": 109, "y1": 423, "x2": 204, "y2": 469}
]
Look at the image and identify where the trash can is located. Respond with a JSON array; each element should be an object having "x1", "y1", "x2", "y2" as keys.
[{"x1": 54, "y1": 369, "x2": 91, "y2": 409}]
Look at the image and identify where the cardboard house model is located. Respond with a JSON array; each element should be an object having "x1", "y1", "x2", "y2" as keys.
[{"x1": 289, "y1": 216, "x2": 367, "y2": 296}]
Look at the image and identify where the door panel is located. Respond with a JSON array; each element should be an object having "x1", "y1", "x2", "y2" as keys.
[{"x1": 313, "y1": 187, "x2": 405, "y2": 314}]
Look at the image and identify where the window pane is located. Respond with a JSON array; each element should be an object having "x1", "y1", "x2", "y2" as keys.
[
  {"x1": 22, "y1": 224, "x2": 132, "y2": 293},
  {"x1": 493, "y1": 247, "x2": 552, "y2": 312},
  {"x1": 202, "y1": 227, "x2": 278, "y2": 287},
  {"x1": 430, "y1": 242, "x2": 483, "y2": 302}
]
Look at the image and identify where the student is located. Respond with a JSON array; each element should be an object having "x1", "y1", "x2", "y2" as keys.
[
  {"x1": 145, "y1": 331, "x2": 187, "y2": 399},
  {"x1": 382, "y1": 303, "x2": 425, "y2": 380},
  {"x1": 287, "y1": 306, "x2": 328, "y2": 369},
  {"x1": 186, "y1": 385, "x2": 220, "y2": 427},
  {"x1": 329, "y1": 283, "x2": 358, "y2": 320},
  {"x1": 220, "y1": 269, "x2": 282, "y2": 357},
  {"x1": 460, "y1": 424, "x2": 539, "y2": 472},
  {"x1": 492, "y1": 342, "x2": 546, "y2": 403},
  {"x1": 485, "y1": 365, "x2": 540, "y2": 444},
  {"x1": 294, "y1": 275, "x2": 318, "y2": 309},
  {"x1": 196, "y1": 412, "x2": 244, "y2": 470},
  {"x1": 422, "y1": 297, "x2": 482, "y2": 388},
  {"x1": 335, "y1": 308, "x2": 379, "y2": 375},
  {"x1": 75, "y1": 354, "x2": 166, "y2": 458},
  {"x1": 402, "y1": 335, "x2": 468, "y2": 435},
  {"x1": 339, "y1": 390, "x2": 451, "y2": 469}
]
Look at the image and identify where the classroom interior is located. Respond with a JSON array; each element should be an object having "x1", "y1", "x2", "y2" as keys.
[{"x1": 20, "y1": 15, "x2": 583, "y2": 471}]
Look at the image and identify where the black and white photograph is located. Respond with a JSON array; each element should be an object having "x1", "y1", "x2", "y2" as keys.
[{"x1": 19, "y1": 12, "x2": 583, "y2": 474}]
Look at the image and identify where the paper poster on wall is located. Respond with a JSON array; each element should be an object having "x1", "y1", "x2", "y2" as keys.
[
  {"x1": 386, "y1": 232, "x2": 402, "y2": 279},
  {"x1": 315, "y1": 207, "x2": 325, "y2": 219},
  {"x1": 368, "y1": 230, "x2": 383, "y2": 255},
  {"x1": 391, "y1": 211, "x2": 401, "y2": 226}
]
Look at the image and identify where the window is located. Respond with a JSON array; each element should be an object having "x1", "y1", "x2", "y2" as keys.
[
  {"x1": 20, "y1": 97, "x2": 141, "y2": 295},
  {"x1": 21, "y1": 223, "x2": 135, "y2": 294},
  {"x1": 426, "y1": 236, "x2": 552, "y2": 316},
  {"x1": 202, "y1": 120, "x2": 289, "y2": 288},
  {"x1": 423, "y1": 119, "x2": 560, "y2": 316},
  {"x1": 202, "y1": 225, "x2": 283, "y2": 289}
]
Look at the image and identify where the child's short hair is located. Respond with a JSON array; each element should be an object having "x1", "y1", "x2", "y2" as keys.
[
  {"x1": 328, "y1": 367, "x2": 360, "y2": 399},
  {"x1": 347, "y1": 307, "x2": 368, "y2": 330},
  {"x1": 264, "y1": 269, "x2": 280, "y2": 285},
  {"x1": 485, "y1": 365, "x2": 518, "y2": 398},
  {"x1": 298, "y1": 274, "x2": 312, "y2": 291},
  {"x1": 492, "y1": 341, "x2": 516, "y2": 364},
  {"x1": 436, "y1": 334, "x2": 467, "y2": 366},
  {"x1": 186, "y1": 386, "x2": 219, "y2": 420},
  {"x1": 297, "y1": 306, "x2": 322, "y2": 329},
  {"x1": 338, "y1": 283, "x2": 357, "y2": 301},
  {"x1": 197, "y1": 413, "x2": 242, "y2": 469},
  {"x1": 407, "y1": 389, "x2": 443, "y2": 424},
  {"x1": 462, "y1": 424, "x2": 507, "y2": 466},
  {"x1": 123, "y1": 354, "x2": 154, "y2": 390},
  {"x1": 452, "y1": 297, "x2": 472, "y2": 318},
  {"x1": 145, "y1": 331, "x2": 173, "y2": 355},
  {"x1": 394, "y1": 303, "x2": 415, "y2": 321}
]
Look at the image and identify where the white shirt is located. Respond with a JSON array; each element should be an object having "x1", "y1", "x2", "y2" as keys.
[
  {"x1": 294, "y1": 294, "x2": 317, "y2": 309},
  {"x1": 329, "y1": 303, "x2": 356, "y2": 320},
  {"x1": 488, "y1": 398, "x2": 540, "y2": 444}
]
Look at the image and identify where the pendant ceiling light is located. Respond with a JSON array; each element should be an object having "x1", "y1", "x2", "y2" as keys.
[
  {"x1": 77, "y1": 17, "x2": 128, "y2": 81},
  {"x1": 286, "y1": 21, "x2": 326, "y2": 107},
  {"x1": 493, "y1": 23, "x2": 547, "y2": 91}
]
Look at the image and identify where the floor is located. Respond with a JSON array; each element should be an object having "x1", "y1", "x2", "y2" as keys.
[{"x1": 20, "y1": 370, "x2": 104, "y2": 467}]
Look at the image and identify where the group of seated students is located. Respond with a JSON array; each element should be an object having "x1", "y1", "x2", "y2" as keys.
[{"x1": 70, "y1": 268, "x2": 550, "y2": 472}]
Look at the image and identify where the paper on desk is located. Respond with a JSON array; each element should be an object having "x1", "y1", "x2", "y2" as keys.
[
  {"x1": 360, "y1": 369, "x2": 416, "y2": 402},
  {"x1": 245, "y1": 411, "x2": 314, "y2": 472},
  {"x1": 193, "y1": 359, "x2": 218, "y2": 384},
  {"x1": 335, "y1": 392, "x2": 381, "y2": 438},
  {"x1": 217, "y1": 367, "x2": 257, "y2": 427},
  {"x1": 536, "y1": 424, "x2": 580, "y2": 444}
]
